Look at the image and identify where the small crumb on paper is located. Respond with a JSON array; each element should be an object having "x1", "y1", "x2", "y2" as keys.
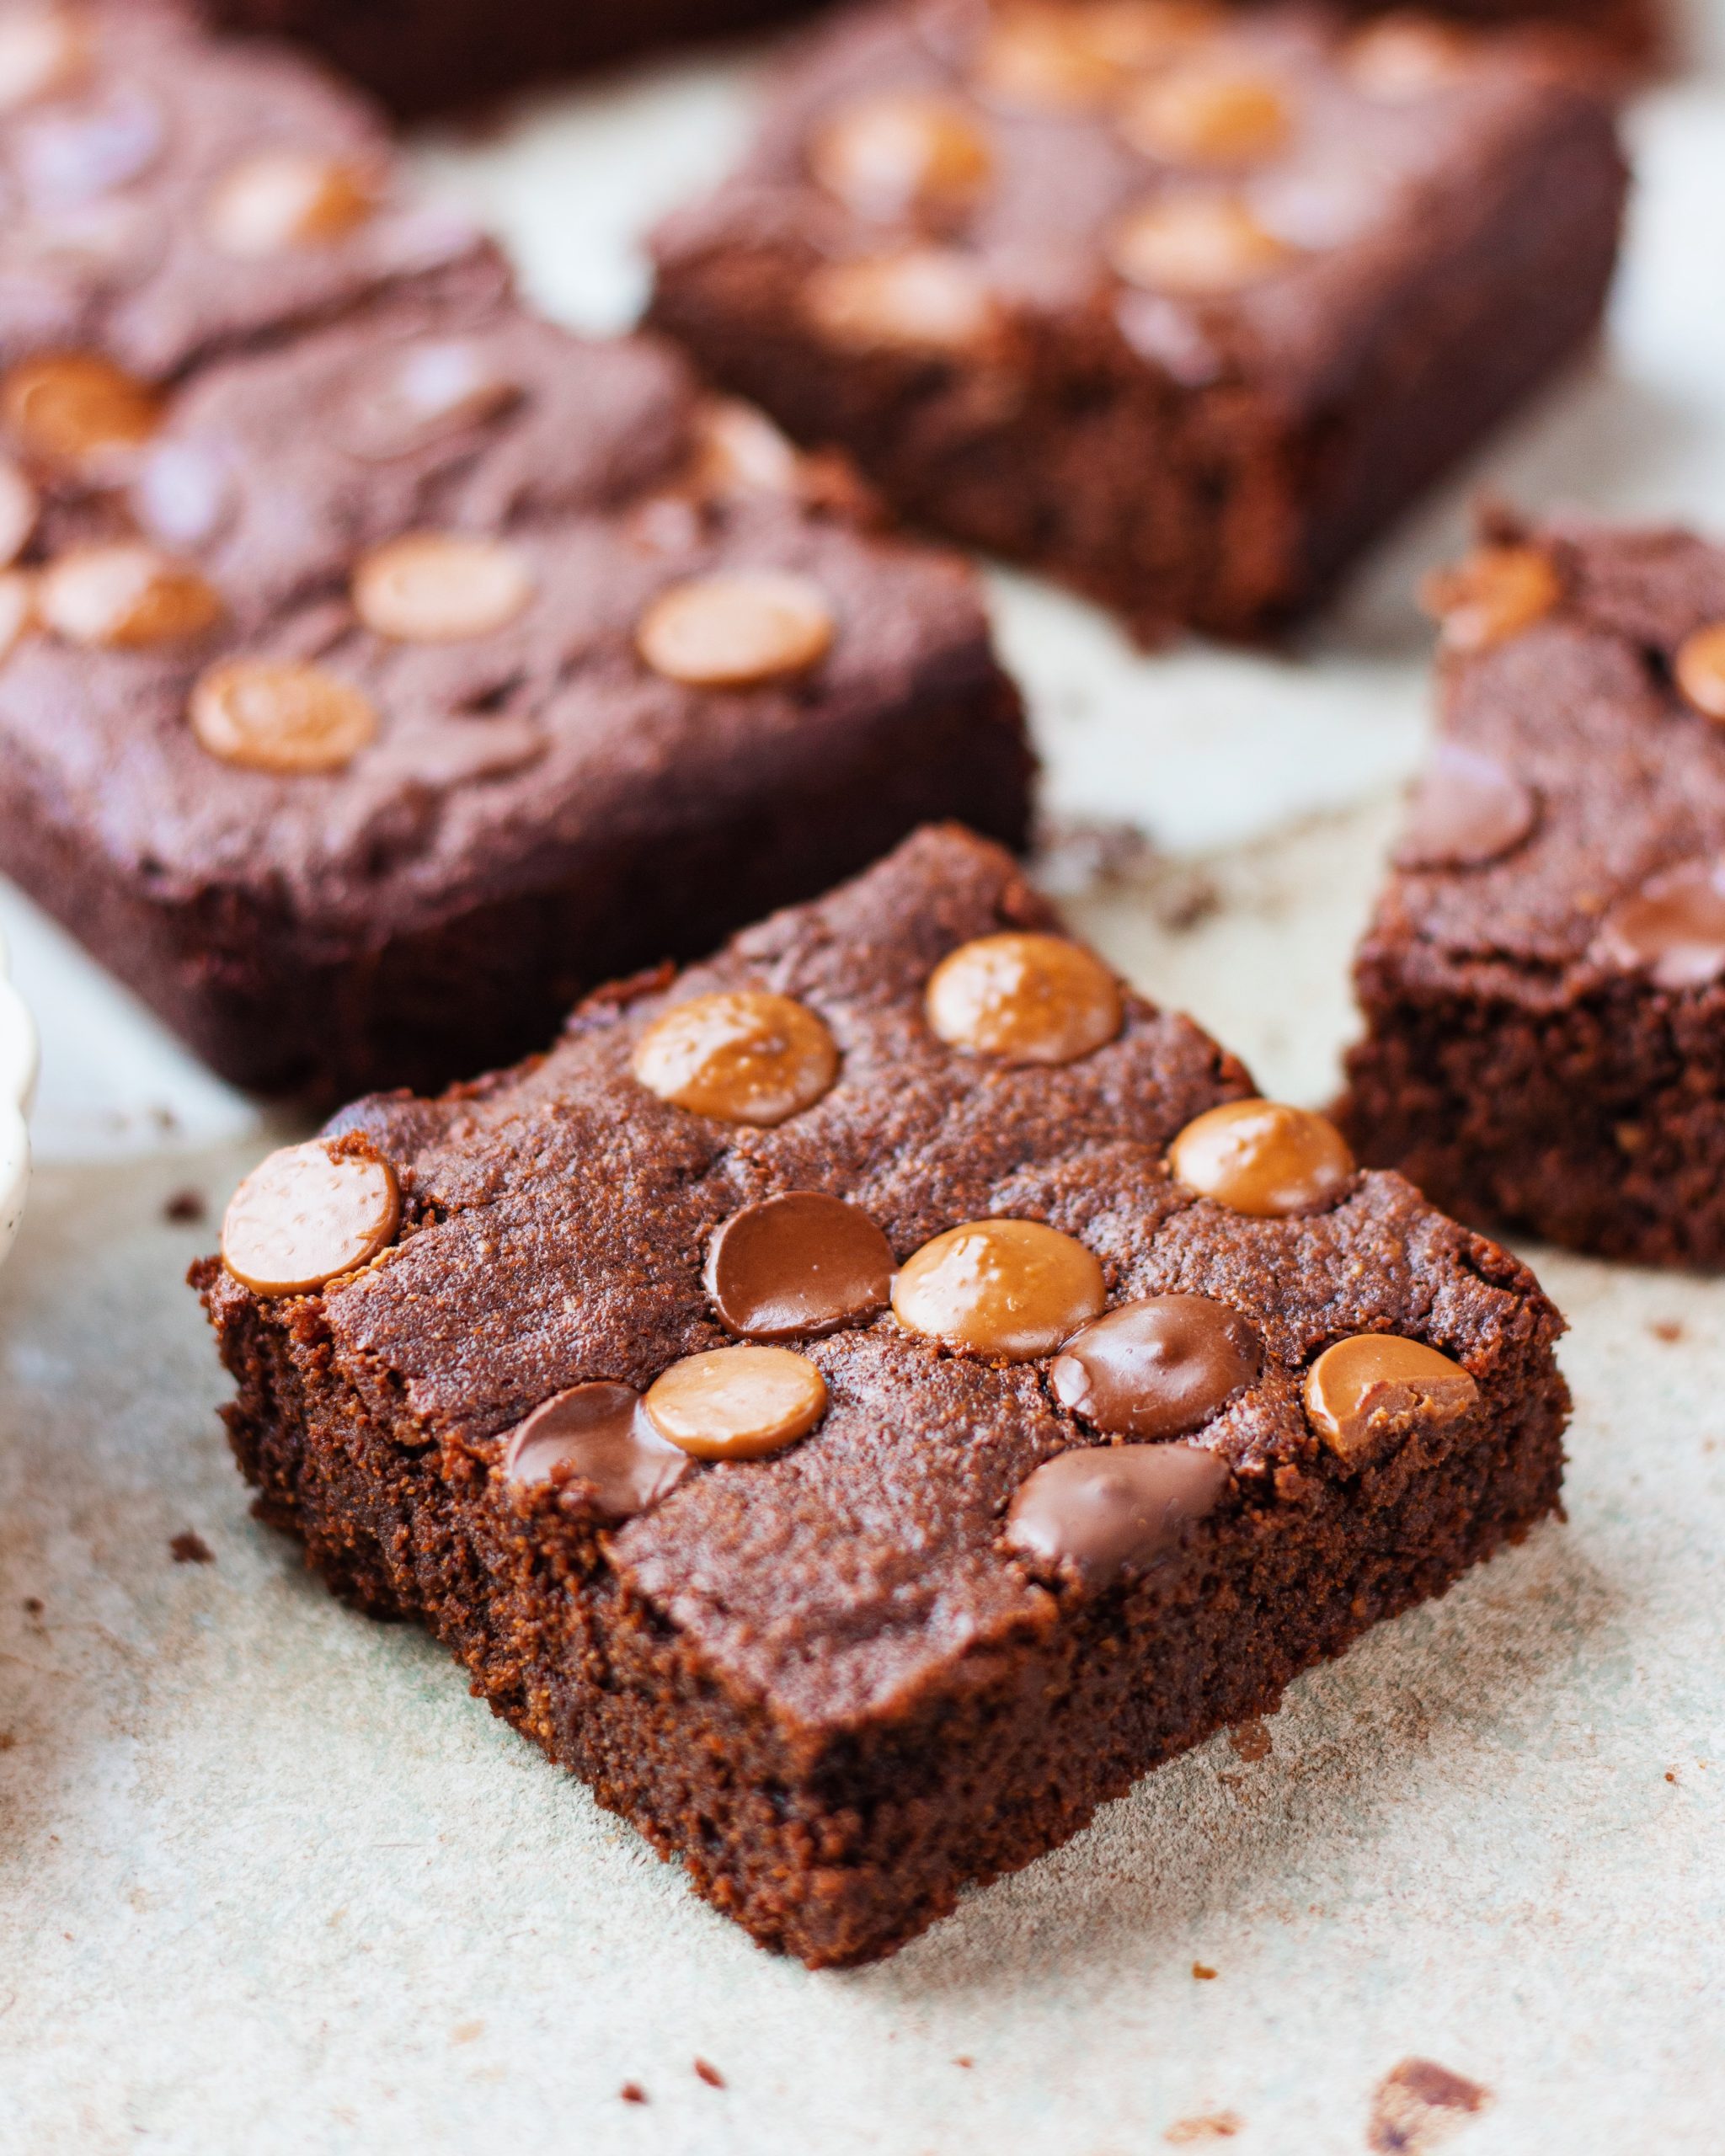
[
  {"x1": 694, "y1": 2058, "x2": 724, "y2": 2089},
  {"x1": 1229, "y1": 1719, "x2": 1273, "y2": 1763},
  {"x1": 1192, "y1": 1963, "x2": 1218, "y2": 1981},
  {"x1": 170, "y1": 1532, "x2": 214, "y2": 1566},
  {"x1": 620, "y1": 2082, "x2": 648, "y2": 2105},
  {"x1": 1167, "y1": 2112, "x2": 1242, "y2": 2143},
  {"x1": 1367, "y1": 2058, "x2": 1489, "y2": 2153}
]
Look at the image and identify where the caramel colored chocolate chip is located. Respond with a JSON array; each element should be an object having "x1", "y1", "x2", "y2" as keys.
[
  {"x1": 0, "y1": 8, "x2": 88, "y2": 114},
  {"x1": 1595, "y1": 859, "x2": 1725, "y2": 990},
  {"x1": 2, "y1": 353, "x2": 163, "y2": 475},
  {"x1": 1051, "y1": 1294, "x2": 1262, "y2": 1438},
  {"x1": 1674, "y1": 622, "x2": 1725, "y2": 722},
  {"x1": 1420, "y1": 544, "x2": 1561, "y2": 653},
  {"x1": 340, "y1": 342, "x2": 523, "y2": 462},
  {"x1": 706, "y1": 1192, "x2": 894, "y2": 1341},
  {"x1": 810, "y1": 93, "x2": 991, "y2": 221},
  {"x1": 637, "y1": 571, "x2": 835, "y2": 689},
  {"x1": 221, "y1": 1140, "x2": 400, "y2": 1296},
  {"x1": 804, "y1": 249, "x2": 996, "y2": 356},
  {"x1": 1394, "y1": 743, "x2": 1538, "y2": 871},
  {"x1": 892, "y1": 1218, "x2": 1105, "y2": 1360},
  {"x1": 37, "y1": 543, "x2": 221, "y2": 648},
  {"x1": 975, "y1": 2, "x2": 1213, "y2": 108},
  {"x1": 206, "y1": 152, "x2": 378, "y2": 258},
  {"x1": 644, "y1": 1344, "x2": 828, "y2": 1461},
  {"x1": 926, "y1": 932, "x2": 1122, "y2": 1066},
  {"x1": 1111, "y1": 194, "x2": 1291, "y2": 296},
  {"x1": 1005, "y1": 1438, "x2": 1229, "y2": 1586},
  {"x1": 352, "y1": 532, "x2": 533, "y2": 644},
  {"x1": 1121, "y1": 67, "x2": 1293, "y2": 165},
  {"x1": 1303, "y1": 1332, "x2": 1477, "y2": 1465},
  {"x1": 191, "y1": 658, "x2": 378, "y2": 775},
  {"x1": 690, "y1": 398, "x2": 803, "y2": 499},
  {"x1": 1346, "y1": 16, "x2": 1471, "y2": 99},
  {"x1": 632, "y1": 990, "x2": 839, "y2": 1125},
  {"x1": 0, "y1": 572, "x2": 33, "y2": 663},
  {"x1": 1169, "y1": 1099, "x2": 1354, "y2": 1217},
  {"x1": 501, "y1": 1381, "x2": 690, "y2": 1521},
  {"x1": 0, "y1": 458, "x2": 38, "y2": 568}
]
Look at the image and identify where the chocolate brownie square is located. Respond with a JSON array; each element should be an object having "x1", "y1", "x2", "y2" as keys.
[
  {"x1": 197, "y1": 825, "x2": 1568, "y2": 1967},
  {"x1": 649, "y1": 0, "x2": 1627, "y2": 642},
  {"x1": 1340, "y1": 511, "x2": 1725, "y2": 1269}
]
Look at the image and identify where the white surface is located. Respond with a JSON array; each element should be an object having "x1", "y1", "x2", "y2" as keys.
[{"x1": 0, "y1": 924, "x2": 33, "y2": 1267}]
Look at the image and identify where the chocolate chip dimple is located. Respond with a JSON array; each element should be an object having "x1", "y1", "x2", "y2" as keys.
[
  {"x1": 1051, "y1": 1294, "x2": 1262, "y2": 1438},
  {"x1": 353, "y1": 532, "x2": 534, "y2": 644},
  {"x1": 1594, "y1": 859, "x2": 1725, "y2": 990},
  {"x1": 644, "y1": 1344, "x2": 828, "y2": 1460},
  {"x1": 1005, "y1": 1440, "x2": 1230, "y2": 1587},
  {"x1": 810, "y1": 93, "x2": 991, "y2": 221},
  {"x1": 892, "y1": 1218, "x2": 1105, "y2": 1360},
  {"x1": 206, "y1": 152, "x2": 378, "y2": 258},
  {"x1": 636, "y1": 571, "x2": 835, "y2": 689},
  {"x1": 3, "y1": 352, "x2": 163, "y2": 476},
  {"x1": 221, "y1": 1140, "x2": 400, "y2": 1296},
  {"x1": 190, "y1": 659, "x2": 378, "y2": 775},
  {"x1": 804, "y1": 249, "x2": 996, "y2": 357},
  {"x1": 632, "y1": 990, "x2": 840, "y2": 1126},
  {"x1": 1120, "y1": 65, "x2": 1293, "y2": 166},
  {"x1": 1110, "y1": 193, "x2": 1292, "y2": 296},
  {"x1": 339, "y1": 341, "x2": 523, "y2": 462},
  {"x1": 37, "y1": 543, "x2": 221, "y2": 647},
  {"x1": 705, "y1": 1193, "x2": 894, "y2": 1341},
  {"x1": 501, "y1": 1381, "x2": 690, "y2": 1521},
  {"x1": 1420, "y1": 544, "x2": 1561, "y2": 653},
  {"x1": 1674, "y1": 622, "x2": 1725, "y2": 722},
  {"x1": 1303, "y1": 1333, "x2": 1477, "y2": 1465},
  {"x1": 1394, "y1": 743, "x2": 1538, "y2": 872},
  {"x1": 926, "y1": 932, "x2": 1122, "y2": 1066},
  {"x1": 1169, "y1": 1099, "x2": 1354, "y2": 1217}
]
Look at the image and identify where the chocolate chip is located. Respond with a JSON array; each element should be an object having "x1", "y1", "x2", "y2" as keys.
[
  {"x1": 705, "y1": 1192, "x2": 894, "y2": 1341},
  {"x1": 1111, "y1": 191, "x2": 1293, "y2": 296},
  {"x1": 892, "y1": 1218, "x2": 1106, "y2": 1360},
  {"x1": 1303, "y1": 1332, "x2": 1477, "y2": 1465},
  {"x1": 1051, "y1": 1294, "x2": 1262, "y2": 1438},
  {"x1": 636, "y1": 570, "x2": 835, "y2": 689},
  {"x1": 1120, "y1": 65, "x2": 1293, "y2": 165},
  {"x1": 37, "y1": 543, "x2": 222, "y2": 648},
  {"x1": 804, "y1": 249, "x2": 997, "y2": 356},
  {"x1": 2, "y1": 352, "x2": 163, "y2": 477},
  {"x1": 1347, "y1": 18, "x2": 1472, "y2": 99},
  {"x1": 1674, "y1": 622, "x2": 1725, "y2": 722},
  {"x1": 353, "y1": 532, "x2": 534, "y2": 644},
  {"x1": 1420, "y1": 544, "x2": 1561, "y2": 653},
  {"x1": 0, "y1": 457, "x2": 38, "y2": 568},
  {"x1": 0, "y1": 8, "x2": 89, "y2": 114},
  {"x1": 1594, "y1": 858, "x2": 1725, "y2": 990},
  {"x1": 644, "y1": 1345, "x2": 828, "y2": 1460},
  {"x1": 206, "y1": 152, "x2": 378, "y2": 259},
  {"x1": 809, "y1": 92, "x2": 991, "y2": 221},
  {"x1": 1005, "y1": 1439, "x2": 1230, "y2": 1587},
  {"x1": 221, "y1": 1140, "x2": 401, "y2": 1296},
  {"x1": 632, "y1": 990, "x2": 840, "y2": 1125},
  {"x1": 688, "y1": 398, "x2": 803, "y2": 499},
  {"x1": 973, "y1": 2, "x2": 1204, "y2": 109},
  {"x1": 926, "y1": 931, "x2": 1122, "y2": 1066},
  {"x1": 500, "y1": 1381, "x2": 690, "y2": 1521},
  {"x1": 338, "y1": 341, "x2": 524, "y2": 462},
  {"x1": 190, "y1": 658, "x2": 379, "y2": 775},
  {"x1": 1169, "y1": 1099, "x2": 1354, "y2": 1217},
  {"x1": 1394, "y1": 743, "x2": 1538, "y2": 871}
]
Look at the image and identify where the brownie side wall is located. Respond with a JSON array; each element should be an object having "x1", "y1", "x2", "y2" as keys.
[
  {"x1": 0, "y1": 664, "x2": 1032, "y2": 1104},
  {"x1": 205, "y1": 1269, "x2": 1568, "y2": 1968},
  {"x1": 1340, "y1": 944, "x2": 1725, "y2": 1268}
]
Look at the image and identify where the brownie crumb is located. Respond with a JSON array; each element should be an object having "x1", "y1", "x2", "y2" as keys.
[
  {"x1": 1367, "y1": 2058, "x2": 1490, "y2": 2153},
  {"x1": 163, "y1": 1189, "x2": 207, "y2": 1225},
  {"x1": 21, "y1": 1598, "x2": 41, "y2": 1617},
  {"x1": 1192, "y1": 1963, "x2": 1219, "y2": 1982},
  {"x1": 693, "y1": 2058, "x2": 724, "y2": 2089},
  {"x1": 1228, "y1": 1718, "x2": 1274, "y2": 1764},
  {"x1": 1165, "y1": 2115, "x2": 1242, "y2": 2144},
  {"x1": 1649, "y1": 1320, "x2": 1685, "y2": 1343},
  {"x1": 620, "y1": 2083, "x2": 648, "y2": 2105},
  {"x1": 170, "y1": 1532, "x2": 215, "y2": 1566},
  {"x1": 953, "y1": 2056, "x2": 974, "y2": 2069}
]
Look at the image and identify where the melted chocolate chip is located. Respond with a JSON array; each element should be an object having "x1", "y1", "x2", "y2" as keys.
[
  {"x1": 501, "y1": 1381, "x2": 690, "y2": 1522},
  {"x1": 1050, "y1": 1294, "x2": 1262, "y2": 1439},
  {"x1": 1595, "y1": 858, "x2": 1725, "y2": 990},
  {"x1": 1395, "y1": 743, "x2": 1538, "y2": 871},
  {"x1": 1005, "y1": 1441, "x2": 1230, "y2": 1588},
  {"x1": 705, "y1": 1192, "x2": 894, "y2": 1341}
]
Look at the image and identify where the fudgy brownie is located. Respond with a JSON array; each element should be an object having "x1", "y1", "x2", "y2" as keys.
[
  {"x1": 198, "y1": 825, "x2": 1569, "y2": 1967},
  {"x1": 649, "y1": 0, "x2": 1627, "y2": 642},
  {"x1": 0, "y1": 3, "x2": 1031, "y2": 1101},
  {"x1": 1341, "y1": 510, "x2": 1725, "y2": 1269}
]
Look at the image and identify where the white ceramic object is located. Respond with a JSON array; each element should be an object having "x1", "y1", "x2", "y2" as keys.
[{"x1": 0, "y1": 925, "x2": 36, "y2": 1266}]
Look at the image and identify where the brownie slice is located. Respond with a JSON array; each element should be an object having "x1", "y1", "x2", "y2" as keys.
[
  {"x1": 649, "y1": 0, "x2": 1626, "y2": 642},
  {"x1": 1340, "y1": 511, "x2": 1725, "y2": 1269},
  {"x1": 198, "y1": 825, "x2": 1568, "y2": 1967}
]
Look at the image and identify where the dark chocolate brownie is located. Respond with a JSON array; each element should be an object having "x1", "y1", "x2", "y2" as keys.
[
  {"x1": 1340, "y1": 510, "x2": 1725, "y2": 1270},
  {"x1": 198, "y1": 825, "x2": 1569, "y2": 1967},
  {"x1": 649, "y1": 0, "x2": 1627, "y2": 643}
]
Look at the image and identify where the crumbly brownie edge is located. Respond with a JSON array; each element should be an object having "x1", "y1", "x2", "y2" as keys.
[{"x1": 197, "y1": 1229, "x2": 1567, "y2": 1968}]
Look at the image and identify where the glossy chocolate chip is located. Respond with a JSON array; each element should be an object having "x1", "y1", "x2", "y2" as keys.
[
  {"x1": 1005, "y1": 1439, "x2": 1230, "y2": 1586},
  {"x1": 0, "y1": 8, "x2": 89, "y2": 114},
  {"x1": 1594, "y1": 859, "x2": 1725, "y2": 990},
  {"x1": 804, "y1": 249, "x2": 996, "y2": 356},
  {"x1": 353, "y1": 532, "x2": 534, "y2": 644},
  {"x1": 0, "y1": 573, "x2": 32, "y2": 663},
  {"x1": 1394, "y1": 743, "x2": 1538, "y2": 871},
  {"x1": 705, "y1": 1192, "x2": 894, "y2": 1341},
  {"x1": 0, "y1": 458, "x2": 38, "y2": 568},
  {"x1": 1420, "y1": 544, "x2": 1561, "y2": 653},
  {"x1": 501, "y1": 1381, "x2": 691, "y2": 1521},
  {"x1": 892, "y1": 1218, "x2": 1106, "y2": 1360},
  {"x1": 974, "y1": 1, "x2": 1213, "y2": 108},
  {"x1": 221, "y1": 1140, "x2": 400, "y2": 1296},
  {"x1": 37, "y1": 543, "x2": 221, "y2": 647},
  {"x1": 689, "y1": 398, "x2": 803, "y2": 499},
  {"x1": 339, "y1": 341, "x2": 523, "y2": 462},
  {"x1": 1111, "y1": 193, "x2": 1291, "y2": 296},
  {"x1": 636, "y1": 571, "x2": 835, "y2": 689},
  {"x1": 1346, "y1": 17, "x2": 1471, "y2": 99},
  {"x1": 810, "y1": 92, "x2": 991, "y2": 221},
  {"x1": 206, "y1": 152, "x2": 378, "y2": 258},
  {"x1": 190, "y1": 659, "x2": 378, "y2": 775},
  {"x1": 1303, "y1": 1333, "x2": 1477, "y2": 1465},
  {"x1": 1050, "y1": 1294, "x2": 1262, "y2": 1438},
  {"x1": 1674, "y1": 622, "x2": 1725, "y2": 722},
  {"x1": 926, "y1": 932, "x2": 1122, "y2": 1066},
  {"x1": 644, "y1": 1344, "x2": 828, "y2": 1460},
  {"x1": 1169, "y1": 1099, "x2": 1354, "y2": 1217},
  {"x1": 1120, "y1": 65, "x2": 1293, "y2": 165},
  {"x1": 632, "y1": 990, "x2": 840, "y2": 1126},
  {"x1": 2, "y1": 353, "x2": 163, "y2": 476}
]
